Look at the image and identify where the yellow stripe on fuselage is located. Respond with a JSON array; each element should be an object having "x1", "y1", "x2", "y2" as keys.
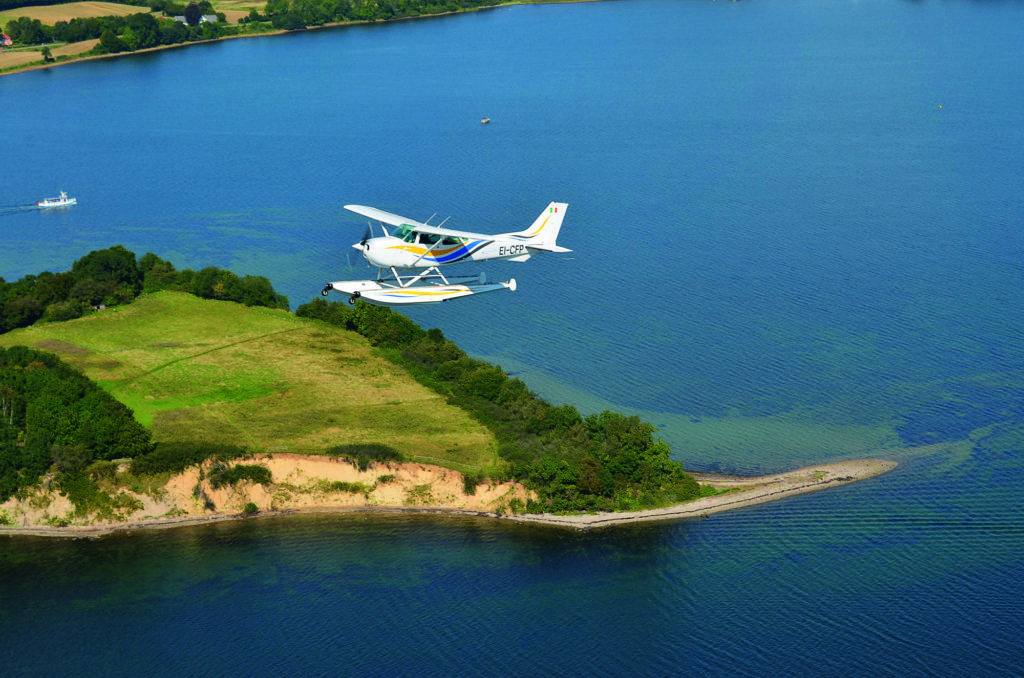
[{"x1": 386, "y1": 244, "x2": 465, "y2": 256}]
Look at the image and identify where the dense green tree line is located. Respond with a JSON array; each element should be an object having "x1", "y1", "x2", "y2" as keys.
[
  {"x1": 296, "y1": 297, "x2": 700, "y2": 513},
  {"x1": 256, "y1": 0, "x2": 499, "y2": 31},
  {"x1": 0, "y1": 346, "x2": 154, "y2": 501},
  {"x1": 0, "y1": 245, "x2": 288, "y2": 334}
]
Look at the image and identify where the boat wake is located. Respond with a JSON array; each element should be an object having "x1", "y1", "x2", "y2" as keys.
[{"x1": 0, "y1": 205, "x2": 36, "y2": 216}]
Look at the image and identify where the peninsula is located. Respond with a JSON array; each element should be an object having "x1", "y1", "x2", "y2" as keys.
[{"x1": 1, "y1": 251, "x2": 896, "y2": 538}]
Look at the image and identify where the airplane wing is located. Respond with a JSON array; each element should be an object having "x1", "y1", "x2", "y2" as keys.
[
  {"x1": 345, "y1": 204, "x2": 430, "y2": 230},
  {"x1": 345, "y1": 204, "x2": 492, "y2": 241}
]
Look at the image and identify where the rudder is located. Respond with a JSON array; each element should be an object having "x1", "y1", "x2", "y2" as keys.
[{"x1": 518, "y1": 202, "x2": 570, "y2": 252}]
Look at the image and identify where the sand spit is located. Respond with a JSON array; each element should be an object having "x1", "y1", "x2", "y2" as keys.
[
  {"x1": 503, "y1": 459, "x2": 898, "y2": 529},
  {"x1": 0, "y1": 456, "x2": 896, "y2": 538}
]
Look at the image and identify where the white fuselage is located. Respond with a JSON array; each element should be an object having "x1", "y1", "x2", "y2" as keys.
[{"x1": 357, "y1": 233, "x2": 533, "y2": 269}]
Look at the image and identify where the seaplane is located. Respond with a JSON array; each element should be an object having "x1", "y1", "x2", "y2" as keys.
[{"x1": 322, "y1": 202, "x2": 570, "y2": 306}]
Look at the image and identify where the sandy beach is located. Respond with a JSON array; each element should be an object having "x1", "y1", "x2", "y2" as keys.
[{"x1": 0, "y1": 455, "x2": 896, "y2": 537}]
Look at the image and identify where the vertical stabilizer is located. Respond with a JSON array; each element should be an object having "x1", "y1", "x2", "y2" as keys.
[{"x1": 517, "y1": 202, "x2": 571, "y2": 253}]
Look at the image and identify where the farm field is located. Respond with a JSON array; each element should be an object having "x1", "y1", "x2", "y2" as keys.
[{"x1": 0, "y1": 1, "x2": 146, "y2": 24}]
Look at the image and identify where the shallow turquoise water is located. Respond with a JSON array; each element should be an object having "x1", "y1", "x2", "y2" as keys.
[{"x1": 2, "y1": 0, "x2": 1024, "y2": 674}]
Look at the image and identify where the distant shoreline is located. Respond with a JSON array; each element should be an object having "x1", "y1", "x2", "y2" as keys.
[
  {"x1": 0, "y1": 458, "x2": 897, "y2": 538},
  {"x1": 0, "y1": 2, "x2": 592, "y2": 78}
]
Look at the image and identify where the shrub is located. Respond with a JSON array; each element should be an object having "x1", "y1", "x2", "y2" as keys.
[
  {"x1": 328, "y1": 481, "x2": 371, "y2": 495},
  {"x1": 56, "y1": 471, "x2": 145, "y2": 519},
  {"x1": 45, "y1": 514, "x2": 71, "y2": 527},
  {"x1": 131, "y1": 442, "x2": 247, "y2": 476},
  {"x1": 462, "y1": 470, "x2": 482, "y2": 496},
  {"x1": 88, "y1": 460, "x2": 117, "y2": 482},
  {"x1": 242, "y1": 502, "x2": 259, "y2": 514},
  {"x1": 207, "y1": 462, "x2": 272, "y2": 489},
  {"x1": 327, "y1": 444, "x2": 405, "y2": 472}
]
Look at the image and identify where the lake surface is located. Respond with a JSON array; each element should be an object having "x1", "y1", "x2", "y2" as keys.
[{"x1": 3, "y1": 0, "x2": 1024, "y2": 674}]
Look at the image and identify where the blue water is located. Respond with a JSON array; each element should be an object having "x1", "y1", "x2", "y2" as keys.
[{"x1": 2, "y1": 0, "x2": 1024, "y2": 674}]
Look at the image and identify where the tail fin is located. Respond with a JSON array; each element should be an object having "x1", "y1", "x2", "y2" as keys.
[{"x1": 516, "y1": 202, "x2": 571, "y2": 253}]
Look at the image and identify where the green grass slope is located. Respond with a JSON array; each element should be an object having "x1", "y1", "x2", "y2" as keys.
[{"x1": 0, "y1": 292, "x2": 496, "y2": 469}]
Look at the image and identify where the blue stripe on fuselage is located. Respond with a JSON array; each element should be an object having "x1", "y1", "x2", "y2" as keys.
[{"x1": 428, "y1": 240, "x2": 489, "y2": 264}]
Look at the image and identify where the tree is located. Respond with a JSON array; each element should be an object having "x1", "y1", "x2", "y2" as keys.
[
  {"x1": 0, "y1": 384, "x2": 22, "y2": 429},
  {"x1": 44, "y1": 301, "x2": 86, "y2": 323},
  {"x1": 98, "y1": 28, "x2": 122, "y2": 54},
  {"x1": 121, "y1": 26, "x2": 139, "y2": 51},
  {"x1": 6, "y1": 17, "x2": 49, "y2": 45},
  {"x1": 184, "y1": 2, "x2": 202, "y2": 26},
  {"x1": 41, "y1": 45, "x2": 53, "y2": 62},
  {"x1": 0, "y1": 346, "x2": 155, "y2": 501},
  {"x1": 140, "y1": 253, "x2": 179, "y2": 292},
  {"x1": 33, "y1": 271, "x2": 76, "y2": 306},
  {"x1": 72, "y1": 245, "x2": 142, "y2": 295},
  {"x1": 3, "y1": 296, "x2": 44, "y2": 332},
  {"x1": 240, "y1": 275, "x2": 280, "y2": 308},
  {"x1": 192, "y1": 267, "x2": 243, "y2": 302},
  {"x1": 68, "y1": 278, "x2": 110, "y2": 306},
  {"x1": 126, "y1": 13, "x2": 160, "y2": 49}
]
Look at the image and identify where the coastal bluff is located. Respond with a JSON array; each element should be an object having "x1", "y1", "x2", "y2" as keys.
[{"x1": 0, "y1": 456, "x2": 896, "y2": 537}]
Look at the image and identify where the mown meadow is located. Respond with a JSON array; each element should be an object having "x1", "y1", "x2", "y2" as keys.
[{"x1": 0, "y1": 292, "x2": 497, "y2": 469}]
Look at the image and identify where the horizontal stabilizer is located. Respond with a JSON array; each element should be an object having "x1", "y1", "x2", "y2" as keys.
[{"x1": 526, "y1": 243, "x2": 572, "y2": 254}]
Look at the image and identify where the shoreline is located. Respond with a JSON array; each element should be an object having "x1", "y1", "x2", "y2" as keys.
[
  {"x1": 0, "y1": 2, "x2": 575, "y2": 78},
  {"x1": 0, "y1": 458, "x2": 897, "y2": 538}
]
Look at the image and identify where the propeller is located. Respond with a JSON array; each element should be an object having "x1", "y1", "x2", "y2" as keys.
[{"x1": 352, "y1": 221, "x2": 375, "y2": 269}]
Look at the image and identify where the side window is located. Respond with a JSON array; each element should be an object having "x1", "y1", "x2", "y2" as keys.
[{"x1": 441, "y1": 236, "x2": 462, "y2": 246}]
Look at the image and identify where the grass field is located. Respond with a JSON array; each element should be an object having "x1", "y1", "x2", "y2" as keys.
[{"x1": 0, "y1": 292, "x2": 497, "y2": 469}]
